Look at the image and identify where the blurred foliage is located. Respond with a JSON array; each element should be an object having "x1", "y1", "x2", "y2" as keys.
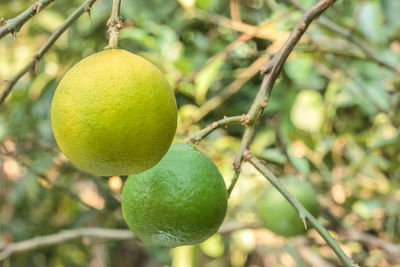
[{"x1": 0, "y1": 0, "x2": 400, "y2": 266}]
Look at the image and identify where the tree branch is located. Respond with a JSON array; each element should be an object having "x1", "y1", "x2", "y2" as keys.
[
  {"x1": 185, "y1": 115, "x2": 246, "y2": 144},
  {"x1": 0, "y1": 223, "x2": 261, "y2": 261},
  {"x1": 247, "y1": 155, "x2": 356, "y2": 267},
  {"x1": 0, "y1": 0, "x2": 98, "y2": 105},
  {"x1": 105, "y1": 0, "x2": 123, "y2": 49},
  {"x1": 191, "y1": 54, "x2": 271, "y2": 123},
  {"x1": 341, "y1": 228, "x2": 400, "y2": 262},
  {"x1": 228, "y1": 0, "x2": 338, "y2": 196},
  {"x1": 0, "y1": 0, "x2": 55, "y2": 39},
  {"x1": 286, "y1": 0, "x2": 400, "y2": 75},
  {"x1": 192, "y1": 8, "x2": 291, "y2": 42}
]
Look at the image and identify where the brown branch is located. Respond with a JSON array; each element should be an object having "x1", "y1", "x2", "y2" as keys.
[
  {"x1": 0, "y1": 223, "x2": 261, "y2": 261},
  {"x1": 0, "y1": 0, "x2": 98, "y2": 105},
  {"x1": 0, "y1": 0, "x2": 55, "y2": 39},
  {"x1": 192, "y1": 9, "x2": 292, "y2": 42},
  {"x1": 228, "y1": 0, "x2": 339, "y2": 196},
  {"x1": 286, "y1": 0, "x2": 400, "y2": 75}
]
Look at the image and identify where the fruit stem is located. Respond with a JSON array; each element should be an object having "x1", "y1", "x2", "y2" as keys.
[
  {"x1": 105, "y1": 0, "x2": 122, "y2": 49},
  {"x1": 248, "y1": 154, "x2": 358, "y2": 267}
]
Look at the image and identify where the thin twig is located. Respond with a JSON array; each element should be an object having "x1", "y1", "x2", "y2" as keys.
[
  {"x1": 0, "y1": 223, "x2": 261, "y2": 261},
  {"x1": 341, "y1": 228, "x2": 400, "y2": 262},
  {"x1": 192, "y1": 9, "x2": 292, "y2": 42},
  {"x1": 228, "y1": 0, "x2": 339, "y2": 196},
  {"x1": 248, "y1": 155, "x2": 356, "y2": 267},
  {"x1": 0, "y1": 153, "x2": 102, "y2": 212},
  {"x1": 185, "y1": 115, "x2": 246, "y2": 144},
  {"x1": 0, "y1": 0, "x2": 98, "y2": 105},
  {"x1": 0, "y1": 0, "x2": 55, "y2": 39},
  {"x1": 175, "y1": 33, "x2": 254, "y2": 91},
  {"x1": 105, "y1": 0, "x2": 123, "y2": 49},
  {"x1": 286, "y1": 0, "x2": 400, "y2": 75}
]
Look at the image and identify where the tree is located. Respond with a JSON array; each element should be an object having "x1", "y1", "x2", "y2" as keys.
[{"x1": 1, "y1": 0, "x2": 399, "y2": 266}]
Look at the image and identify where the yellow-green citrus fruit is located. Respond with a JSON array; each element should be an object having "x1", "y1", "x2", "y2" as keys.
[
  {"x1": 51, "y1": 49, "x2": 177, "y2": 176},
  {"x1": 121, "y1": 143, "x2": 228, "y2": 247},
  {"x1": 257, "y1": 177, "x2": 319, "y2": 237}
]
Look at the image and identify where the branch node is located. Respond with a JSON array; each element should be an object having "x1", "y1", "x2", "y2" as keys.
[
  {"x1": 243, "y1": 150, "x2": 252, "y2": 160},
  {"x1": 33, "y1": 2, "x2": 43, "y2": 13},
  {"x1": 232, "y1": 159, "x2": 241, "y2": 172},
  {"x1": 240, "y1": 114, "x2": 251, "y2": 126},
  {"x1": 260, "y1": 101, "x2": 268, "y2": 108},
  {"x1": 298, "y1": 21, "x2": 307, "y2": 31},
  {"x1": 261, "y1": 56, "x2": 276, "y2": 75},
  {"x1": 210, "y1": 122, "x2": 218, "y2": 129},
  {"x1": 189, "y1": 138, "x2": 199, "y2": 145},
  {"x1": 105, "y1": 0, "x2": 122, "y2": 49}
]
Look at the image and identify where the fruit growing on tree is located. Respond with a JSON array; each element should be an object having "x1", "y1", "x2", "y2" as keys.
[
  {"x1": 51, "y1": 49, "x2": 177, "y2": 176},
  {"x1": 257, "y1": 177, "x2": 320, "y2": 237},
  {"x1": 121, "y1": 143, "x2": 228, "y2": 247}
]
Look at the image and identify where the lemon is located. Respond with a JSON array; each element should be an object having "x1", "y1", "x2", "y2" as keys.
[
  {"x1": 51, "y1": 49, "x2": 177, "y2": 176},
  {"x1": 257, "y1": 177, "x2": 319, "y2": 237},
  {"x1": 121, "y1": 143, "x2": 228, "y2": 247}
]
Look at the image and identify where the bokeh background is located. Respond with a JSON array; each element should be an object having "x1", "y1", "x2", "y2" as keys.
[{"x1": 1, "y1": 0, "x2": 400, "y2": 266}]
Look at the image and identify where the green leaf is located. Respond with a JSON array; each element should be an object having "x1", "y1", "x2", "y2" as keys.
[
  {"x1": 358, "y1": 2, "x2": 386, "y2": 43},
  {"x1": 257, "y1": 148, "x2": 288, "y2": 165},
  {"x1": 194, "y1": 56, "x2": 224, "y2": 104}
]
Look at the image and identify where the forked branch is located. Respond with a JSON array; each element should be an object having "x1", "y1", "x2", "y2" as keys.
[{"x1": 228, "y1": 0, "x2": 339, "y2": 195}]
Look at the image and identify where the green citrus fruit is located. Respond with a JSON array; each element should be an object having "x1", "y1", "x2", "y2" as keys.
[
  {"x1": 257, "y1": 177, "x2": 319, "y2": 237},
  {"x1": 121, "y1": 143, "x2": 228, "y2": 247},
  {"x1": 51, "y1": 49, "x2": 177, "y2": 176}
]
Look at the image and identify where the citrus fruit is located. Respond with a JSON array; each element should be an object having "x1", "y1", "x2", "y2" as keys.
[
  {"x1": 51, "y1": 49, "x2": 177, "y2": 176},
  {"x1": 121, "y1": 143, "x2": 228, "y2": 247},
  {"x1": 257, "y1": 177, "x2": 319, "y2": 237}
]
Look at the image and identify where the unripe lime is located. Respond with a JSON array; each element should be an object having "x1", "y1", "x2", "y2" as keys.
[
  {"x1": 121, "y1": 143, "x2": 228, "y2": 247},
  {"x1": 257, "y1": 177, "x2": 319, "y2": 237},
  {"x1": 51, "y1": 49, "x2": 177, "y2": 176}
]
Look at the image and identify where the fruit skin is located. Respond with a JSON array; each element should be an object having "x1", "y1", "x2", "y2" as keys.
[
  {"x1": 51, "y1": 49, "x2": 177, "y2": 176},
  {"x1": 257, "y1": 177, "x2": 319, "y2": 237},
  {"x1": 121, "y1": 143, "x2": 228, "y2": 247}
]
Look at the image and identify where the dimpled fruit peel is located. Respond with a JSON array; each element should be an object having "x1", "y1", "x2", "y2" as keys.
[
  {"x1": 121, "y1": 143, "x2": 228, "y2": 247},
  {"x1": 51, "y1": 49, "x2": 177, "y2": 176}
]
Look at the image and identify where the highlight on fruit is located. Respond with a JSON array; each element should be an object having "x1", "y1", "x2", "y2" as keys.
[
  {"x1": 121, "y1": 143, "x2": 228, "y2": 247},
  {"x1": 51, "y1": 49, "x2": 177, "y2": 176}
]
